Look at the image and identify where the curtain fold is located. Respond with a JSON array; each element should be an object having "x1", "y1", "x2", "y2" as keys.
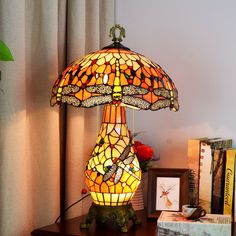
[
  {"x1": 0, "y1": 0, "x2": 114, "y2": 235},
  {"x1": 65, "y1": 0, "x2": 114, "y2": 218}
]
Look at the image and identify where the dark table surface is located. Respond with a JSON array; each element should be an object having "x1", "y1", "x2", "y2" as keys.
[
  {"x1": 31, "y1": 210, "x2": 235, "y2": 236},
  {"x1": 31, "y1": 210, "x2": 157, "y2": 236}
]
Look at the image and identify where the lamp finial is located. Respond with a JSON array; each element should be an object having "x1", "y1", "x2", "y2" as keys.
[{"x1": 109, "y1": 24, "x2": 126, "y2": 43}]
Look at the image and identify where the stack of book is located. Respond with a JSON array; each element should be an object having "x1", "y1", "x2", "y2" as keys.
[
  {"x1": 187, "y1": 138, "x2": 236, "y2": 220},
  {"x1": 157, "y1": 211, "x2": 231, "y2": 236}
]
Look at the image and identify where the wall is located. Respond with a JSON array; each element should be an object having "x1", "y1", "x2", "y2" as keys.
[{"x1": 117, "y1": 0, "x2": 236, "y2": 167}]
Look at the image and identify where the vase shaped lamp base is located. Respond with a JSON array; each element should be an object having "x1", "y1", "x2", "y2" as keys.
[{"x1": 80, "y1": 203, "x2": 141, "y2": 232}]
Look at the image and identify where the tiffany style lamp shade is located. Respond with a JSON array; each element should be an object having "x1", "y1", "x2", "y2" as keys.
[{"x1": 51, "y1": 25, "x2": 179, "y2": 232}]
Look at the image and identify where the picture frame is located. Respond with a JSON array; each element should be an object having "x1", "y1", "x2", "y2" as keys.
[{"x1": 147, "y1": 168, "x2": 189, "y2": 218}]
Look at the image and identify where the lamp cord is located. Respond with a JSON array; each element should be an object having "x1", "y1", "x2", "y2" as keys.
[{"x1": 54, "y1": 193, "x2": 91, "y2": 224}]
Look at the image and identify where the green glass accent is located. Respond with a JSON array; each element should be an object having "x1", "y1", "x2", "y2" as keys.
[
  {"x1": 125, "y1": 73, "x2": 129, "y2": 79},
  {"x1": 99, "y1": 138, "x2": 105, "y2": 145},
  {"x1": 141, "y1": 73, "x2": 145, "y2": 80},
  {"x1": 0, "y1": 40, "x2": 14, "y2": 61}
]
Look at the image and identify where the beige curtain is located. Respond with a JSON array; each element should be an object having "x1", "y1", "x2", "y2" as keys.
[{"x1": 0, "y1": 0, "x2": 114, "y2": 235}]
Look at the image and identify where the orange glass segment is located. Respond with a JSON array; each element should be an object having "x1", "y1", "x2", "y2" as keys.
[
  {"x1": 141, "y1": 82, "x2": 148, "y2": 89},
  {"x1": 86, "y1": 77, "x2": 96, "y2": 86},
  {"x1": 91, "y1": 64, "x2": 98, "y2": 73},
  {"x1": 71, "y1": 76, "x2": 78, "y2": 85},
  {"x1": 120, "y1": 74, "x2": 128, "y2": 86},
  {"x1": 121, "y1": 108, "x2": 126, "y2": 123},
  {"x1": 143, "y1": 93, "x2": 152, "y2": 103},
  {"x1": 104, "y1": 65, "x2": 111, "y2": 74},
  {"x1": 96, "y1": 64, "x2": 106, "y2": 74},
  {"x1": 101, "y1": 182, "x2": 109, "y2": 192},
  {"x1": 110, "y1": 106, "x2": 116, "y2": 124},
  {"x1": 94, "y1": 183, "x2": 100, "y2": 192},
  {"x1": 120, "y1": 63, "x2": 128, "y2": 71},
  {"x1": 85, "y1": 66, "x2": 92, "y2": 75},
  {"x1": 81, "y1": 75, "x2": 88, "y2": 84},
  {"x1": 75, "y1": 90, "x2": 83, "y2": 100},
  {"x1": 133, "y1": 77, "x2": 141, "y2": 86},
  {"x1": 95, "y1": 175, "x2": 103, "y2": 185}
]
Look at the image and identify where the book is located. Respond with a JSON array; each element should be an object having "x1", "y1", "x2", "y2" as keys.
[
  {"x1": 187, "y1": 138, "x2": 208, "y2": 205},
  {"x1": 199, "y1": 139, "x2": 232, "y2": 213},
  {"x1": 235, "y1": 158, "x2": 236, "y2": 222},
  {"x1": 187, "y1": 138, "x2": 232, "y2": 209},
  {"x1": 157, "y1": 211, "x2": 231, "y2": 236},
  {"x1": 223, "y1": 149, "x2": 236, "y2": 218},
  {"x1": 211, "y1": 149, "x2": 226, "y2": 214},
  {"x1": 199, "y1": 141, "x2": 213, "y2": 213}
]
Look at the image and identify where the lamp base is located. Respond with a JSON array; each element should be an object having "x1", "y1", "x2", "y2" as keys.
[{"x1": 80, "y1": 203, "x2": 140, "y2": 232}]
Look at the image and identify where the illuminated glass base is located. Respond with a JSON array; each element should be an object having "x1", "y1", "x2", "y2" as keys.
[{"x1": 84, "y1": 105, "x2": 142, "y2": 206}]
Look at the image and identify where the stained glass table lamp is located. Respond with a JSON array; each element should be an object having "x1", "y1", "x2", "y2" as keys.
[{"x1": 51, "y1": 25, "x2": 179, "y2": 232}]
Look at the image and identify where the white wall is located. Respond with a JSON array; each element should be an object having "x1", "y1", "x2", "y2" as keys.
[{"x1": 117, "y1": 0, "x2": 236, "y2": 167}]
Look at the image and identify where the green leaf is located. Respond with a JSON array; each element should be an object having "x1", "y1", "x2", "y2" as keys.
[{"x1": 0, "y1": 40, "x2": 14, "y2": 61}]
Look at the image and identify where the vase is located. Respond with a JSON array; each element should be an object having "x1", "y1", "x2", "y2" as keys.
[
  {"x1": 131, "y1": 181, "x2": 144, "y2": 210},
  {"x1": 131, "y1": 172, "x2": 148, "y2": 210}
]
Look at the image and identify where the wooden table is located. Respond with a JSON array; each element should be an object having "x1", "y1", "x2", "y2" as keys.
[
  {"x1": 31, "y1": 211, "x2": 157, "y2": 236},
  {"x1": 31, "y1": 211, "x2": 235, "y2": 236}
]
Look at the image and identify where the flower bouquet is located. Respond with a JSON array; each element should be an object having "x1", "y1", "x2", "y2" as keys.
[{"x1": 133, "y1": 140, "x2": 155, "y2": 173}]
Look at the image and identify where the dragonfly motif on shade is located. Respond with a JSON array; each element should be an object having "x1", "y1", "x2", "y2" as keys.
[{"x1": 51, "y1": 44, "x2": 179, "y2": 112}]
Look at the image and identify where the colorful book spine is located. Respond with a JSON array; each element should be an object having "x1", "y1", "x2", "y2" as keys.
[
  {"x1": 223, "y1": 149, "x2": 236, "y2": 218},
  {"x1": 234, "y1": 159, "x2": 236, "y2": 222},
  {"x1": 211, "y1": 149, "x2": 226, "y2": 214},
  {"x1": 199, "y1": 141, "x2": 212, "y2": 213},
  {"x1": 187, "y1": 138, "x2": 208, "y2": 205}
]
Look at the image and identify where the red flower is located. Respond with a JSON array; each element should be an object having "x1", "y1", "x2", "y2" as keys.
[
  {"x1": 134, "y1": 141, "x2": 154, "y2": 161},
  {"x1": 134, "y1": 141, "x2": 143, "y2": 147},
  {"x1": 133, "y1": 141, "x2": 142, "y2": 153}
]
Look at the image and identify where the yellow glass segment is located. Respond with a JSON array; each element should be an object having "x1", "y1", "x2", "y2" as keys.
[
  {"x1": 90, "y1": 192, "x2": 98, "y2": 201},
  {"x1": 123, "y1": 185, "x2": 132, "y2": 192},
  {"x1": 103, "y1": 193, "x2": 111, "y2": 203},
  {"x1": 111, "y1": 194, "x2": 119, "y2": 203},
  {"x1": 97, "y1": 193, "x2": 104, "y2": 202},
  {"x1": 96, "y1": 64, "x2": 106, "y2": 74},
  {"x1": 118, "y1": 194, "x2": 128, "y2": 203},
  {"x1": 120, "y1": 170, "x2": 130, "y2": 182},
  {"x1": 90, "y1": 192, "x2": 133, "y2": 206}
]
